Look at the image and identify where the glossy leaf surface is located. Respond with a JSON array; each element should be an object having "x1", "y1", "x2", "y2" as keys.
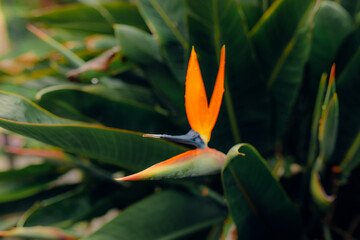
[
  {"x1": 0, "y1": 91, "x2": 186, "y2": 171},
  {"x1": 37, "y1": 85, "x2": 172, "y2": 132},
  {"x1": 137, "y1": 0, "x2": 188, "y2": 83},
  {"x1": 20, "y1": 183, "x2": 153, "y2": 228},
  {"x1": 28, "y1": 2, "x2": 148, "y2": 34},
  {"x1": 84, "y1": 190, "x2": 226, "y2": 240},
  {"x1": 114, "y1": 24, "x2": 184, "y2": 112},
  {"x1": 250, "y1": 0, "x2": 316, "y2": 141},
  {"x1": 222, "y1": 144, "x2": 301, "y2": 239},
  {"x1": 309, "y1": 2, "x2": 352, "y2": 90}
]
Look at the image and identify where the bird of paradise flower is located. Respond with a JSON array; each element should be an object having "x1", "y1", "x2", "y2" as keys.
[{"x1": 116, "y1": 46, "x2": 226, "y2": 181}]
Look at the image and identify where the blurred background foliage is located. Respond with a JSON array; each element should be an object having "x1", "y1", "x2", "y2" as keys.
[{"x1": 0, "y1": 0, "x2": 359, "y2": 239}]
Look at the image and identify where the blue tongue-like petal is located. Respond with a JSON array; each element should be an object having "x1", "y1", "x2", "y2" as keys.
[{"x1": 143, "y1": 129, "x2": 206, "y2": 149}]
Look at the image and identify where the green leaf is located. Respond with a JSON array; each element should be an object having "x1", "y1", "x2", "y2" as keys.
[
  {"x1": 309, "y1": 1, "x2": 352, "y2": 90},
  {"x1": 306, "y1": 73, "x2": 327, "y2": 168},
  {"x1": 0, "y1": 91, "x2": 186, "y2": 171},
  {"x1": 114, "y1": 24, "x2": 184, "y2": 113},
  {"x1": 83, "y1": 190, "x2": 226, "y2": 240},
  {"x1": 27, "y1": 24, "x2": 85, "y2": 68},
  {"x1": 0, "y1": 163, "x2": 65, "y2": 203},
  {"x1": 339, "y1": 131, "x2": 360, "y2": 184},
  {"x1": 114, "y1": 24, "x2": 162, "y2": 64},
  {"x1": 27, "y1": 2, "x2": 148, "y2": 34},
  {"x1": 250, "y1": 0, "x2": 312, "y2": 76},
  {"x1": 319, "y1": 94, "x2": 339, "y2": 161},
  {"x1": 36, "y1": 85, "x2": 173, "y2": 133},
  {"x1": 0, "y1": 83, "x2": 38, "y2": 101},
  {"x1": 19, "y1": 188, "x2": 90, "y2": 227},
  {"x1": 137, "y1": 0, "x2": 188, "y2": 83},
  {"x1": 222, "y1": 144, "x2": 302, "y2": 239},
  {"x1": 72, "y1": 83, "x2": 157, "y2": 106},
  {"x1": 309, "y1": 71, "x2": 338, "y2": 212},
  {"x1": 251, "y1": 0, "x2": 317, "y2": 140},
  {"x1": 333, "y1": 24, "x2": 360, "y2": 162},
  {"x1": 19, "y1": 183, "x2": 153, "y2": 228},
  {"x1": 78, "y1": 0, "x2": 116, "y2": 24},
  {"x1": 340, "y1": 0, "x2": 360, "y2": 18}
]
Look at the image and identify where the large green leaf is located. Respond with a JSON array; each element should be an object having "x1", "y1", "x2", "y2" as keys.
[
  {"x1": 83, "y1": 190, "x2": 226, "y2": 240},
  {"x1": 222, "y1": 144, "x2": 302, "y2": 239},
  {"x1": 340, "y1": 0, "x2": 360, "y2": 18},
  {"x1": 137, "y1": 0, "x2": 188, "y2": 83},
  {"x1": 0, "y1": 83, "x2": 39, "y2": 101},
  {"x1": 250, "y1": 0, "x2": 312, "y2": 76},
  {"x1": 266, "y1": 3, "x2": 316, "y2": 140},
  {"x1": 0, "y1": 91, "x2": 186, "y2": 171},
  {"x1": 114, "y1": 24, "x2": 162, "y2": 65},
  {"x1": 309, "y1": 1, "x2": 352, "y2": 91},
  {"x1": 27, "y1": 2, "x2": 148, "y2": 34},
  {"x1": 37, "y1": 85, "x2": 173, "y2": 133},
  {"x1": 114, "y1": 24, "x2": 185, "y2": 114},
  {"x1": 250, "y1": 0, "x2": 316, "y2": 141},
  {"x1": 20, "y1": 182, "x2": 153, "y2": 228},
  {"x1": 333, "y1": 24, "x2": 360, "y2": 162},
  {"x1": 19, "y1": 188, "x2": 90, "y2": 227}
]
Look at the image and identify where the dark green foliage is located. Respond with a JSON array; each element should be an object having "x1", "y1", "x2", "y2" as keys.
[{"x1": 0, "y1": 0, "x2": 359, "y2": 239}]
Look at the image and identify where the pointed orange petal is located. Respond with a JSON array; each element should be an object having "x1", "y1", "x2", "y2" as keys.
[
  {"x1": 207, "y1": 45, "x2": 225, "y2": 140},
  {"x1": 185, "y1": 47, "x2": 209, "y2": 141}
]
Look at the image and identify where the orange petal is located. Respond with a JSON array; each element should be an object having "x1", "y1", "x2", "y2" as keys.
[
  {"x1": 207, "y1": 45, "x2": 225, "y2": 140},
  {"x1": 185, "y1": 47, "x2": 209, "y2": 141},
  {"x1": 115, "y1": 148, "x2": 225, "y2": 181}
]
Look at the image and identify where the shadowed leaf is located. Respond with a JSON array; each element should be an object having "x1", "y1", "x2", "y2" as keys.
[{"x1": 222, "y1": 144, "x2": 301, "y2": 239}]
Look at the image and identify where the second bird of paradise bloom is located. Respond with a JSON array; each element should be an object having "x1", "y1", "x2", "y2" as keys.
[{"x1": 116, "y1": 46, "x2": 226, "y2": 181}]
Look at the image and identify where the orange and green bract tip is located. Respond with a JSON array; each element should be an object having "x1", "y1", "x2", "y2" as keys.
[
  {"x1": 185, "y1": 46, "x2": 225, "y2": 144},
  {"x1": 329, "y1": 63, "x2": 335, "y2": 85},
  {"x1": 115, "y1": 147, "x2": 226, "y2": 181}
]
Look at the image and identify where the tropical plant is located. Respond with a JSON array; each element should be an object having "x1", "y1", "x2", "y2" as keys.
[{"x1": 0, "y1": 0, "x2": 359, "y2": 239}]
